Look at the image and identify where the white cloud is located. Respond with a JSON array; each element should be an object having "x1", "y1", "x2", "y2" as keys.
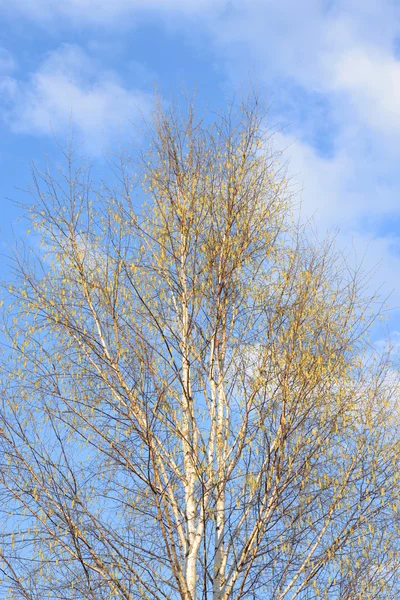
[
  {"x1": 2, "y1": 1, "x2": 399, "y2": 142},
  {"x1": 272, "y1": 130, "x2": 400, "y2": 309},
  {"x1": 204, "y1": 2, "x2": 400, "y2": 141},
  {"x1": 4, "y1": 1, "x2": 399, "y2": 142},
  {"x1": 0, "y1": 44, "x2": 153, "y2": 153},
  {"x1": 325, "y1": 44, "x2": 400, "y2": 137},
  {"x1": 274, "y1": 129, "x2": 400, "y2": 228},
  {"x1": 273, "y1": 133, "x2": 351, "y2": 226}
]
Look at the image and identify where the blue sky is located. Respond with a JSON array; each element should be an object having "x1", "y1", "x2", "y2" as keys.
[{"x1": 1, "y1": 0, "x2": 400, "y2": 340}]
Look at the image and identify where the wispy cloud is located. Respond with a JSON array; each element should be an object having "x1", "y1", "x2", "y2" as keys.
[
  {"x1": 0, "y1": 44, "x2": 153, "y2": 153},
  {"x1": 324, "y1": 42, "x2": 400, "y2": 138}
]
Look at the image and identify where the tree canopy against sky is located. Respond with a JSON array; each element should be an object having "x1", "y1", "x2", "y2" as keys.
[
  {"x1": 3, "y1": 1, "x2": 400, "y2": 324},
  {"x1": 1, "y1": 93, "x2": 400, "y2": 600}
]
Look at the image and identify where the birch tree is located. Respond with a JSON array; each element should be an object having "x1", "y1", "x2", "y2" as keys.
[{"x1": 1, "y1": 93, "x2": 400, "y2": 600}]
